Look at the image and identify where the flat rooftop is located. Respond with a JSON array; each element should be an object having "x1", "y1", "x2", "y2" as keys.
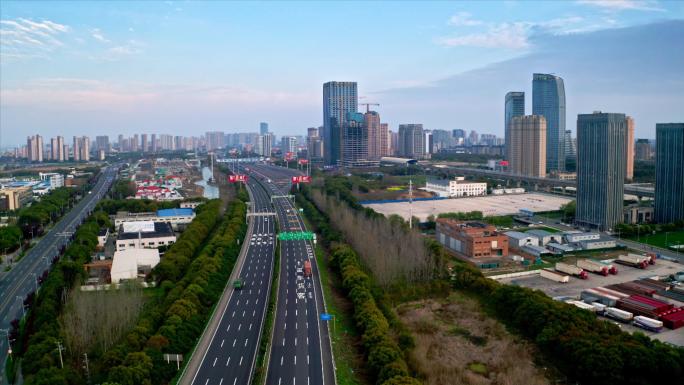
[{"x1": 364, "y1": 192, "x2": 572, "y2": 221}]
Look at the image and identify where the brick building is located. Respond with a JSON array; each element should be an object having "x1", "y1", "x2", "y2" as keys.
[{"x1": 436, "y1": 219, "x2": 508, "y2": 258}]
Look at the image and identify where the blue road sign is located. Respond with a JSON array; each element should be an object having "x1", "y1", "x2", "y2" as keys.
[{"x1": 320, "y1": 313, "x2": 333, "y2": 321}]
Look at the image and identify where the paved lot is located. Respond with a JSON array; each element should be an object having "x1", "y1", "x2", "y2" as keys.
[
  {"x1": 364, "y1": 192, "x2": 572, "y2": 221},
  {"x1": 500, "y1": 259, "x2": 684, "y2": 346}
]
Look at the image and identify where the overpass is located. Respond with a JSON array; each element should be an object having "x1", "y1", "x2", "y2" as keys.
[{"x1": 428, "y1": 165, "x2": 654, "y2": 199}]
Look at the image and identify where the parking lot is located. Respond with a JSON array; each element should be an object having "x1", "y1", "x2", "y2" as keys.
[
  {"x1": 500, "y1": 259, "x2": 684, "y2": 346},
  {"x1": 363, "y1": 192, "x2": 572, "y2": 221}
]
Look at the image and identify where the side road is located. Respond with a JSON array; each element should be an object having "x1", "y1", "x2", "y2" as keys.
[{"x1": 177, "y1": 186, "x2": 256, "y2": 385}]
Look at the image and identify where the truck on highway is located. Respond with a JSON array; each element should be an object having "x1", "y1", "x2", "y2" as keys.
[
  {"x1": 577, "y1": 259, "x2": 617, "y2": 276},
  {"x1": 605, "y1": 307, "x2": 634, "y2": 323},
  {"x1": 615, "y1": 254, "x2": 650, "y2": 269},
  {"x1": 303, "y1": 260, "x2": 312, "y2": 277},
  {"x1": 633, "y1": 315, "x2": 664, "y2": 332},
  {"x1": 555, "y1": 262, "x2": 589, "y2": 279},
  {"x1": 540, "y1": 268, "x2": 569, "y2": 283}
]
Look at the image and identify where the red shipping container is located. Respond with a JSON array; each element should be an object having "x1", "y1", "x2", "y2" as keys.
[
  {"x1": 630, "y1": 295, "x2": 673, "y2": 313},
  {"x1": 660, "y1": 308, "x2": 684, "y2": 329}
]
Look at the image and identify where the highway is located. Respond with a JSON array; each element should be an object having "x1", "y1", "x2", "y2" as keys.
[
  {"x1": 188, "y1": 175, "x2": 276, "y2": 385},
  {"x1": 246, "y1": 164, "x2": 335, "y2": 385},
  {"x1": 0, "y1": 164, "x2": 119, "y2": 385}
]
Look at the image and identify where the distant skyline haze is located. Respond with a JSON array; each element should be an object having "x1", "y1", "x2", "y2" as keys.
[{"x1": 1, "y1": 0, "x2": 683, "y2": 146}]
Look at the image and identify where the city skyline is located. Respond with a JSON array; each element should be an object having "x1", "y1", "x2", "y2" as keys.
[{"x1": 1, "y1": 1, "x2": 683, "y2": 146}]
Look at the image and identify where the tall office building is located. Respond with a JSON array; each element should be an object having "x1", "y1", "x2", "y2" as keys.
[
  {"x1": 260, "y1": 122, "x2": 269, "y2": 135},
  {"x1": 307, "y1": 127, "x2": 323, "y2": 160},
  {"x1": 576, "y1": 112, "x2": 627, "y2": 231},
  {"x1": 261, "y1": 134, "x2": 272, "y2": 157},
  {"x1": 424, "y1": 131, "x2": 434, "y2": 155},
  {"x1": 389, "y1": 130, "x2": 398, "y2": 156},
  {"x1": 504, "y1": 91, "x2": 525, "y2": 161},
  {"x1": 452, "y1": 129, "x2": 466, "y2": 146},
  {"x1": 509, "y1": 115, "x2": 546, "y2": 177},
  {"x1": 379, "y1": 123, "x2": 389, "y2": 157},
  {"x1": 398, "y1": 124, "x2": 425, "y2": 159},
  {"x1": 281, "y1": 136, "x2": 298, "y2": 155},
  {"x1": 205, "y1": 131, "x2": 225, "y2": 151},
  {"x1": 341, "y1": 112, "x2": 369, "y2": 167},
  {"x1": 323, "y1": 81, "x2": 358, "y2": 165},
  {"x1": 141, "y1": 134, "x2": 148, "y2": 153},
  {"x1": 132, "y1": 134, "x2": 139, "y2": 152},
  {"x1": 151, "y1": 134, "x2": 157, "y2": 152},
  {"x1": 563, "y1": 130, "x2": 576, "y2": 161},
  {"x1": 117, "y1": 134, "x2": 124, "y2": 151},
  {"x1": 50, "y1": 136, "x2": 65, "y2": 161},
  {"x1": 655, "y1": 123, "x2": 684, "y2": 223},
  {"x1": 468, "y1": 130, "x2": 479, "y2": 146},
  {"x1": 635, "y1": 139, "x2": 653, "y2": 160},
  {"x1": 533, "y1": 73, "x2": 566, "y2": 172},
  {"x1": 73, "y1": 136, "x2": 90, "y2": 161},
  {"x1": 27, "y1": 135, "x2": 44, "y2": 162},
  {"x1": 95, "y1": 136, "x2": 110, "y2": 154},
  {"x1": 365, "y1": 110, "x2": 382, "y2": 160},
  {"x1": 625, "y1": 116, "x2": 635, "y2": 180}
]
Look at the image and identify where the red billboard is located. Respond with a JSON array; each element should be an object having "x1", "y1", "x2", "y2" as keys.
[
  {"x1": 291, "y1": 176, "x2": 312, "y2": 184},
  {"x1": 298, "y1": 159, "x2": 309, "y2": 165},
  {"x1": 228, "y1": 174, "x2": 249, "y2": 183},
  {"x1": 285, "y1": 152, "x2": 295, "y2": 161}
]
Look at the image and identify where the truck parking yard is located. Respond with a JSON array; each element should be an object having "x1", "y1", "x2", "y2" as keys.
[{"x1": 500, "y1": 258, "x2": 684, "y2": 346}]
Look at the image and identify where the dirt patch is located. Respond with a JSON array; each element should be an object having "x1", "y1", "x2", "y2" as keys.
[{"x1": 397, "y1": 293, "x2": 550, "y2": 385}]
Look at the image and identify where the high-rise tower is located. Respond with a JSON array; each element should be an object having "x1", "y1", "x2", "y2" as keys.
[
  {"x1": 504, "y1": 91, "x2": 525, "y2": 161},
  {"x1": 533, "y1": 73, "x2": 566, "y2": 172},
  {"x1": 323, "y1": 81, "x2": 357, "y2": 165}
]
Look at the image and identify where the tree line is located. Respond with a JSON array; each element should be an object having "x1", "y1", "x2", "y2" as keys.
[
  {"x1": 17, "y1": 187, "x2": 78, "y2": 238},
  {"x1": 304, "y1": 180, "x2": 444, "y2": 287},
  {"x1": 295, "y1": 190, "x2": 420, "y2": 385}
]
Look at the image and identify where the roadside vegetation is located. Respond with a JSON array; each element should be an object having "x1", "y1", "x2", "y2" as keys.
[
  {"x1": 17, "y1": 187, "x2": 80, "y2": 238},
  {"x1": 9, "y1": 186, "x2": 249, "y2": 385},
  {"x1": 298, "y1": 173, "x2": 684, "y2": 385}
]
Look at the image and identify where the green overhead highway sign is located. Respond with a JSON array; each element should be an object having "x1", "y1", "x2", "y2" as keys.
[{"x1": 277, "y1": 231, "x2": 314, "y2": 240}]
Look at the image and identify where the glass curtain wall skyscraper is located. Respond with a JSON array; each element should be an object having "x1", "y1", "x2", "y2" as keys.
[
  {"x1": 533, "y1": 73, "x2": 566, "y2": 172},
  {"x1": 655, "y1": 123, "x2": 684, "y2": 223},
  {"x1": 576, "y1": 112, "x2": 627, "y2": 231},
  {"x1": 323, "y1": 81, "x2": 358, "y2": 165},
  {"x1": 504, "y1": 91, "x2": 525, "y2": 161}
]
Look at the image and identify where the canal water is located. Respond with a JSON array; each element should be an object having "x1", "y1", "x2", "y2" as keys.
[{"x1": 195, "y1": 166, "x2": 219, "y2": 199}]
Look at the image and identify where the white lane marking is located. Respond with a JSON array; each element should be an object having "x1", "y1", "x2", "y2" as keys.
[
  {"x1": 239, "y1": 356, "x2": 243, "y2": 366},
  {"x1": 221, "y1": 339, "x2": 224, "y2": 348},
  {"x1": 233, "y1": 378, "x2": 237, "y2": 385},
  {"x1": 238, "y1": 324, "x2": 241, "y2": 331},
  {"x1": 282, "y1": 338, "x2": 285, "y2": 346},
  {"x1": 281, "y1": 356, "x2": 283, "y2": 366},
  {"x1": 244, "y1": 338, "x2": 248, "y2": 346},
  {"x1": 219, "y1": 379, "x2": 223, "y2": 385},
  {"x1": 204, "y1": 379, "x2": 209, "y2": 385},
  {"x1": 295, "y1": 337, "x2": 297, "y2": 346},
  {"x1": 306, "y1": 337, "x2": 309, "y2": 345},
  {"x1": 226, "y1": 357, "x2": 231, "y2": 366},
  {"x1": 307, "y1": 354, "x2": 309, "y2": 364},
  {"x1": 231, "y1": 311, "x2": 235, "y2": 318},
  {"x1": 233, "y1": 339, "x2": 237, "y2": 347},
  {"x1": 249, "y1": 322, "x2": 252, "y2": 330},
  {"x1": 294, "y1": 355, "x2": 297, "y2": 365},
  {"x1": 213, "y1": 357, "x2": 217, "y2": 367}
]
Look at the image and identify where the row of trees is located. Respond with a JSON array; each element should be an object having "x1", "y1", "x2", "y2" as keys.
[
  {"x1": 451, "y1": 260, "x2": 684, "y2": 385},
  {"x1": 15, "y1": 210, "x2": 111, "y2": 384},
  {"x1": 433, "y1": 211, "x2": 514, "y2": 227},
  {"x1": 295, "y1": 190, "x2": 420, "y2": 385},
  {"x1": 17, "y1": 187, "x2": 78, "y2": 237},
  {"x1": 616, "y1": 220, "x2": 684, "y2": 238},
  {"x1": 102, "y1": 198, "x2": 246, "y2": 385},
  {"x1": 306, "y1": 182, "x2": 444, "y2": 287},
  {"x1": 0, "y1": 225, "x2": 22, "y2": 253}
]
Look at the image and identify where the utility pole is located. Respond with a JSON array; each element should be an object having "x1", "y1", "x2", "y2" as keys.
[
  {"x1": 56, "y1": 341, "x2": 65, "y2": 368},
  {"x1": 409, "y1": 179, "x2": 413, "y2": 229},
  {"x1": 83, "y1": 353, "x2": 91, "y2": 385}
]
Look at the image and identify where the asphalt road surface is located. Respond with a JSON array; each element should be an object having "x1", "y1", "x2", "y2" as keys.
[
  {"x1": 246, "y1": 164, "x2": 335, "y2": 385},
  {"x1": 189, "y1": 176, "x2": 276, "y2": 385},
  {"x1": 0, "y1": 164, "x2": 119, "y2": 385}
]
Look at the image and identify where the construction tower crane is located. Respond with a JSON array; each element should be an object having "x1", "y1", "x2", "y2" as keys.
[{"x1": 359, "y1": 103, "x2": 380, "y2": 113}]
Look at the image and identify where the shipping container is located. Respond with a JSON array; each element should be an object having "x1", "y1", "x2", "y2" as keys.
[
  {"x1": 629, "y1": 295, "x2": 673, "y2": 313},
  {"x1": 555, "y1": 262, "x2": 588, "y2": 279},
  {"x1": 633, "y1": 316, "x2": 663, "y2": 332},
  {"x1": 581, "y1": 289, "x2": 618, "y2": 307},
  {"x1": 605, "y1": 307, "x2": 634, "y2": 322},
  {"x1": 660, "y1": 308, "x2": 684, "y2": 329},
  {"x1": 541, "y1": 269, "x2": 569, "y2": 283},
  {"x1": 615, "y1": 254, "x2": 649, "y2": 269},
  {"x1": 577, "y1": 259, "x2": 609, "y2": 276},
  {"x1": 566, "y1": 300, "x2": 597, "y2": 312}
]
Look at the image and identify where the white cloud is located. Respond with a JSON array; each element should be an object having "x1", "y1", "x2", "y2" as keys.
[
  {"x1": 0, "y1": 18, "x2": 70, "y2": 60},
  {"x1": 90, "y1": 28, "x2": 110, "y2": 43},
  {"x1": 437, "y1": 15, "x2": 602, "y2": 49},
  {"x1": 448, "y1": 12, "x2": 483, "y2": 27},
  {"x1": 437, "y1": 22, "x2": 530, "y2": 49},
  {"x1": 576, "y1": 0, "x2": 665, "y2": 12}
]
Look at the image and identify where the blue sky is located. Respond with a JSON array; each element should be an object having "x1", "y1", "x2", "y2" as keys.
[{"x1": 1, "y1": 0, "x2": 683, "y2": 146}]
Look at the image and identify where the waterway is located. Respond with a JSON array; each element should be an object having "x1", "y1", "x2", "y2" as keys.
[{"x1": 195, "y1": 166, "x2": 219, "y2": 199}]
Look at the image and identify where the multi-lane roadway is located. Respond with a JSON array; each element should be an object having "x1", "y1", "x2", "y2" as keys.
[
  {"x1": 188, "y1": 175, "x2": 276, "y2": 385},
  {"x1": 247, "y1": 164, "x2": 335, "y2": 385},
  {"x1": 0, "y1": 164, "x2": 119, "y2": 385}
]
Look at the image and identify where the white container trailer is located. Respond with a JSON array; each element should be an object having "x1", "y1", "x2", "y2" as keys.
[
  {"x1": 577, "y1": 259, "x2": 610, "y2": 276},
  {"x1": 540, "y1": 269, "x2": 569, "y2": 283},
  {"x1": 591, "y1": 302, "x2": 607, "y2": 314},
  {"x1": 605, "y1": 307, "x2": 634, "y2": 323},
  {"x1": 633, "y1": 316, "x2": 664, "y2": 332},
  {"x1": 555, "y1": 262, "x2": 589, "y2": 279},
  {"x1": 566, "y1": 300, "x2": 597, "y2": 312}
]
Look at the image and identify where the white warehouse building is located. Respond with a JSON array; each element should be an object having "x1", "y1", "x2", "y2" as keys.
[
  {"x1": 424, "y1": 177, "x2": 487, "y2": 198},
  {"x1": 116, "y1": 221, "x2": 176, "y2": 251},
  {"x1": 505, "y1": 231, "x2": 540, "y2": 248},
  {"x1": 110, "y1": 248, "x2": 160, "y2": 283}
]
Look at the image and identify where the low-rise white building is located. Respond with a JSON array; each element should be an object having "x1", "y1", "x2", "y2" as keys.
[
  {"x1": 39, "y1": 173, "x2": 65, "y2": 189},
  {"x1": 425, "y1": 177, "x2": 487, "y2": 198},
  {"x1": 110, "y1": 248, "x2": 160, "y2": 283},
  {"x1": 526, "y1": 229, "x2": 563, "y2": 246},
  {"x1": 564, "y1": 232, "x2": 600, "y2": 243},
  {"x1": 97, "y1": 228, "x2": 109, "y2": 248},
  {"x1": 116, "y1": 221, "x2": 176, "y2": 251},
  {"x1": 180, "y1": 201, "x2": 202, "y2": 209},
  {"x1": 114, "y1": 208, "x2": 195, "y2": 230},
  {"x1": 505, "y1": 231, "x2": 539, "y2": 248}
]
